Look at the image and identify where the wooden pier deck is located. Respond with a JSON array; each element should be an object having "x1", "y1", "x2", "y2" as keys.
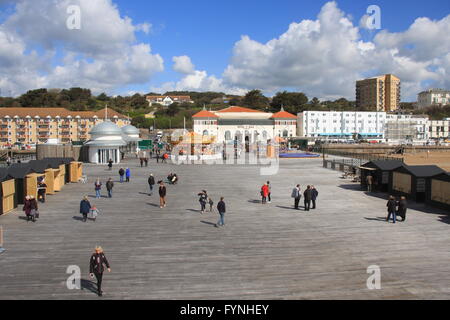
[{"x1": 0, "y1": 157, "x2": 449, "y2": 299}]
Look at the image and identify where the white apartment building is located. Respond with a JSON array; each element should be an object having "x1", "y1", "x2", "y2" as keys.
[
  {"x1": 297, "y1": 111, "x2": 386, "y2": 140},
  {"x1": 427, "y1": 119, "x2": 450, "y2": 139},
  {"x1": 385, "y1": 114, "x2": 429, "y2": 141},
  {"x1": 417, "y1": 89, "x2": 450, "y2": 109}
]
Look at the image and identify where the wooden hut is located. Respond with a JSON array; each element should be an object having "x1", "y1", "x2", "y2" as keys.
[
  {"x1": 359, "y1": 160, "x2": 404, "y2": 192},
  {"x1": 6, "y1": 164, "x2": 44, "y2": 205},
  {"x1": 42, "y1": 159, "x2": 66, "y2": 192},
  {"x1": 28, "y1": 160, "x2": 57, "y2": 195},
  {"x1": 390, "y1": 165, "x2": 445, "y2": 202},
  {"x1": 0, "y1": 168, "x2": 16, "y2": 216},
  {"x1": 426, "y1": 172, "x2": 450, "y2": 210},
  {"x1": 44, "y1": 158, "x2": 74, "y2": 184},
  {"x1": 69, "y1": 161, "x2": 83, "y2": 182}
]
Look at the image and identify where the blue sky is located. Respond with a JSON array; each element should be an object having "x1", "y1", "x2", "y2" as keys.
[
  {"x1": 0, "y1": 0, "x2": 449, "y2": 101},
  {"x1": 120, "y1": 0, "x2": 450, "y2": 91}
]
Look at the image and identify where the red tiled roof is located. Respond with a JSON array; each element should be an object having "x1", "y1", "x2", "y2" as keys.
[
  {"x1": 217, "y1": 106, "x2": 264, "y2": 113},
  {"x1": 270, "y1": 111, "x2": 297, "y2": 119},
  {"x1": 192, "y1": 110, "x2": 218, "y2": 118}
]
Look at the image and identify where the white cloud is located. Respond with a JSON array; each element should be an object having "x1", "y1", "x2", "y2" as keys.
[
  {"x1": 222, "y1": 1, "x2": 450, "y2": 101},
  {"x1": 136, "y1": 22, "x2": 152, "y2": 34},
  {"x1": 172, "y1": 55, "x2": 195, "y2": 74},
  {"x1": 0, "y1": 0, "x2": 163, "y2": 96},
  {"x1": 153, "y1": 58, "x2": 246, "y2": 95}
]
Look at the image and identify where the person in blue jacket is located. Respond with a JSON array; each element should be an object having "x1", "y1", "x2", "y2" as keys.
[
  {"x1": 80, "y1": 196, "x2": 92, "y2": 222},
  {"x1": 125, "y1": 168, "x2": 131, "y2": 182}
]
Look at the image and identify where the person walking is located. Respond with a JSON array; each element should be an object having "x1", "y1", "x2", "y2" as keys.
[
  {"x1": 386, "y1": 195, "x2": 397, "y2": 223},
  {"x1": 125, "y1": 168, "x2": 131, "y2": 182},
  {"x1": 89, "y1": 246, "x2": 111, "y2": 297},
  {"x1": 148, "y1": 173, "x2": 155, "y2": 195},
  {"x1": 106, "y1": 178, "x2": 114, "y2": 198},
  {"x1": 208, "y1": 196, "x2": 214, "y2": 212},
  {"x1": 80, "y1": 196, "x2": 91, "y2": 222},
  {"x1": 94, "y1": 179, "x2": 102, "y2": 198},
  {"x1": 107, "y1": 159, "x2": 113, "y2": 171},
  {"x1": 311, "y1": 185, "x2": 319, "y2": 209},
  {"x1": 159, "y1": 181, "x2": 167, "y2": 208},
  {"x1": 266, "y1": 181, "x2": 272, "y2": 203},
  {"x1": 366, "y1": 174, "x2": 373, "y2": 192},
  {"x1": 23, "y1": 195, "x2": 38, "y2": 222},
  {"x1": 144, "y1": 157, "x2": 148, "y2": 167},
  {"x1": 303, "y1": 185, "x2": 312, "y2": 211},
  {"x1": 397, "y1": 196, "x2": 407, "y2": 222},
  {"x1": 23, "y1": 195, "x2": 32, "y2": 222},
  {"x1": 215, "y1": 197, "x2": 226, "y2": 227},
  {"x1": 139, "y1": 158, "x2": 144, "y2": 167},
  {"x1": 118, "y1": 168, "x2": 125, "y2": 183},
  {"x1": 291, "y1": 184, "x2": 301, "y2": 209},
  {"x1": 37, "y1": 180, "x2": 47, "y2": 203},
  {"x1": 198, "y1": 190, "x2": 208, "y2": 214},
  {"x1": 261, "y1": 183, "x2": 269, "y2": 204}
]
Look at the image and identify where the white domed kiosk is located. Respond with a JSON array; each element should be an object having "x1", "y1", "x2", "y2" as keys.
[
  {"x1": 85, "y1": 121, "x2": 127, "y2": 164},
  {"x1": 121, "y1": 124, "x2": 142, "y2": 153}
]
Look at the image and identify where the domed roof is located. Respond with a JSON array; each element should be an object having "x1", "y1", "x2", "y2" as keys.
[
  {"x1": 89, "y1": 121, "x2": 122, "y2": 136},
  {"x1": 121, "y1": 125, "x2": 139, "y2": 135}
]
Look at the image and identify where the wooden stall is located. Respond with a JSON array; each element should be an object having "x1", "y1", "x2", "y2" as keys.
[
  {"x1": 359, "y1": 160, "x2": 404, "y2": 192},
  {"x1": 426, "y1": 172, "x2": 450, "y2": 211},
  {"x1": 390, "y1": 165, "x2": 445, "y2": 202},
  {"x1": 6, "y1": 164, "x2": 44, "y2": 205},
  {"x1": 0, "y1": 168, "x2": 16, "y2": 216},
  {"x1": 69, "y1": 161, "x2": 83, "y2": 183},
  {"x1": 28, "y1": 160, "x2": 57, "y2": 195}
]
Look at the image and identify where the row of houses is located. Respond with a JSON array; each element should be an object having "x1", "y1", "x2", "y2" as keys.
[
  {"x1": 359, "y1": 160, "x2": 449, "y2": 210},
  {"x1": 0, "y1": 107, "x2": 131, "y2": 147},
  {"x1": 297, "y1": 111, "x2": 449, "y2": 141},
  {"x1": 0, "y1": 158, "x2": 83, "y2": 215}
]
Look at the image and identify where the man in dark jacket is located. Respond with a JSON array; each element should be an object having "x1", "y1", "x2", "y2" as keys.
[
  {"x1": 397, "y1": 196, "x2": 407, "y2": 222},
  {"x1": 159, "y1": 181, "x2": 167, "y2": 208},
  {"x1": 107, "y1": 159, "x2": 113, "y2": 171},
  {"x1": 216, "y1": 197, "x2": 226, "y2": 227},
  {"x1": 386, "y1": 195, "x2": 397, "y2": 223},
  {"x1": 118, "y1": 168, "x2": 125, "y2": 183},
  {"x1": 80, "y1": 196, "x2": 91, "y2": 222},
  {"x1": 311, "y1": 185, "x2": 319, "y2": 209},
  {"x1": 303, "y1": 185, "x2": 312, "y2": 211},
  {"x1": 106, "y1": 178, "x2": 114, "y2": 198},
  {"x1": 148, "y1": 174, "x2": 155, "y2": 195},
  {"x1": 89, "y1": 246, "x2": 111, "y2": 297}
]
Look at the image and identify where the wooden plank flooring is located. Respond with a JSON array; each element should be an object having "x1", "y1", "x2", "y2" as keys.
[{"x1": 0, "y1": 157, "x2": 449, "y2": 299}]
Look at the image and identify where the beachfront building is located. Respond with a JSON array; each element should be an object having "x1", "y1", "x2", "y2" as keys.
[
  {"x1": 417, "y1": 89, "x2": 450, "y2": 109},
  {"x1": 427, "y1": 119, "x2": 450, "y2": 139},
  {"x1": 385, "y1": 114, "x2": 429, "y2": 141},
  {"x1": 146, "y1": 95, "x2": 194, "y2": 107},
  {"x1": 192, "y1": 106, "x2": 297, "y2": 145},
  {"x1": 85, "y1": 121, "x2": 127, "y2": 164},
  {"x1": 356, "y1": 74, "x2": 401, "y2": 112},
  {"x1": 297, "y1": 111, "x2": 386, "y2": 140},
  {"x1": 0, "y1": 108, "x2": 130, "y2": 147}
]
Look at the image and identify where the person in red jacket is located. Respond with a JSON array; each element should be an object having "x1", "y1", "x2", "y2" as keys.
[{"x1": 261, "y1": 183, "x2": 269, "y2": 204}]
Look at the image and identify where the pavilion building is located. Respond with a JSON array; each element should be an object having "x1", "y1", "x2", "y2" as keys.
[{"x1": 192, "y1": 106, "x2": 297, "y2": 145}]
